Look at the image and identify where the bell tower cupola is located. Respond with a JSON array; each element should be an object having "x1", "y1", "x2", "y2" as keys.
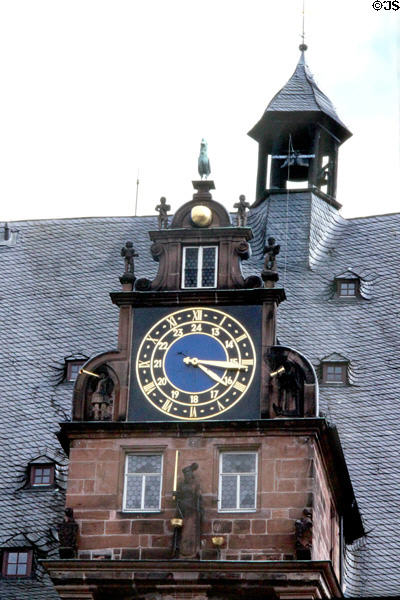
[{"x1": 248, "y1": 46, "x2": 351, "y2": 204}]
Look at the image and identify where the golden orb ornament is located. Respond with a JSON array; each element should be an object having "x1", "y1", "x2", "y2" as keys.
[{"x1": 190, "y1": 205, "x2": 212, "y2": 227}]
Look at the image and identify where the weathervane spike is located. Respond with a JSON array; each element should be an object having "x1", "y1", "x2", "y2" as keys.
[{"x1": 299, "y1": 0, "x2": 308, "y2": 52}]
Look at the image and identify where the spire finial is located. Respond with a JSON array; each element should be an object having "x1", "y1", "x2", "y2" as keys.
[{"x1": 299, "y1": 0, "x2": 308, "y2": 52}]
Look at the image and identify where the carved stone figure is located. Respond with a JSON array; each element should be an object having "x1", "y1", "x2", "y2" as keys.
[
  {"x1": 57, "y1": 508, "x2": 79, "y2": 558},
  {"x1": 263, "y1": 237, "x2": 280, "y2": 271},
  {"x1": 198, "y1": 139, "x2": 211, "y2": 180},
  {"x1": 175, "y1": 463, "x2": 203, "y2": 558},
  {"x1": 234, "y1": 195, "x2": 250, "y2": 226},
  {"x1": 295, "y1": 509, "x2": 313, "y2": 560},
  {"x1": 155, "y1": 197, "x2": 170, "y2": 229},
  {"x1": 121, "y1": 241, "x2": 138, "y2": 276},
  {"x1": 272, "y1": 358, "x2": 305, "y2": 418},
  {"x1": 90, "y1": 373, "x2": 114, "y2": 420}
]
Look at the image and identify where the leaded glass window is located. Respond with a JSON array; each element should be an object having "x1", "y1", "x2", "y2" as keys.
[
  {"x1": 123, "y1": 454, "x2": 162, "y2": 511},
  {"x1": 219, "y1": 452, "x2": 257, "y2": 511},
  {"x1": 182, "y1": 246, "x2": 217, "y2": 288}
]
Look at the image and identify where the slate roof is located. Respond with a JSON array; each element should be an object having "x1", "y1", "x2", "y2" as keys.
[
  {"x1": 1, "y1": 193, "x2": 399, "y2": 597},
  {"x1": 267, "y1": 52, "x2": 347, "y2": 124},
  {"x1": 248, "y1": 51, "x2": 352, "y2": 143}
]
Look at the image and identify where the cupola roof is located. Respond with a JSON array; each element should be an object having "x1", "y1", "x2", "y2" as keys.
[{"x1": 248, "y1": 50, "x2": 351, "y2": 144}]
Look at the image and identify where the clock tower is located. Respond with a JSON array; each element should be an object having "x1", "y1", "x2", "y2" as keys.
[{"x1": 47, "y1": 177, "x2": 362, "y2": 599}]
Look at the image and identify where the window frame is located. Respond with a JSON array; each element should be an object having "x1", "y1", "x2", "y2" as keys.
[
  {"x1": 336, "y1": 278, "x2": 359, "y2": 298},
  {"x1": 30, "y1": 463, "x2": 55, "y2": 487},
  {"x1": 322, "y1": 362, "x2": 348, "y2": 385},
  {"x1": 122, "y1": 453, "x2": 163, "y2": 513},
  {"x1": 2, "y1": 549, "x2": 33, "y2": 578},
  {"x1": 66, "y1": 359, "x2": 86, "y2": 382},
  {"x1": 218, "y1": 451, "x2": 258, "y2": 513},
  {"x1": 181, "y1": 245, "x2": 218, "y2": 289}
]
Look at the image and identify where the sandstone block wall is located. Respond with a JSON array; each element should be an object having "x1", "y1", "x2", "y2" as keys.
[{"x1": 66, "y1": 429, "x2": 338, "y2": 568}]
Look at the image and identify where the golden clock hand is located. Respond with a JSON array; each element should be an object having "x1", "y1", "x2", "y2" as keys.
[
  {"x1": 184, "y1": 357, "x2": 246, "y2": 370},
  {"x1": 196, "y1": 363, "x2": 228, "y2": 385}
]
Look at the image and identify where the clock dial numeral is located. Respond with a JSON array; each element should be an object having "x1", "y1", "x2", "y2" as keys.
[
  {"x1": 138, "y1": 361, "x2": 150, "y2": 369},
  {"x1": 167, "y1": 316, "x2": 178, "y2": 328},
  {"x1": 233, "y1": 381, "x2": 247, "y2": 393},
  {"x1": 162, "y1": 399, "x2": 173, "y2": 412},
  {"x1": 143, "y1": 382, "x2": 156, "y2": 394},
  {"x1": 136, "y1": 307, "x2": 256, "y2": 421},
  {"x1": 242, "y1": 359, "x2": 254, "y2": 366},
  {"x1": 235, "y1": 333, "x2": 247, "y2": 343}
]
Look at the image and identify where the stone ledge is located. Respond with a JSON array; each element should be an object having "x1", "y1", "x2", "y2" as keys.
[{"x1": 43, "y1": 559, "x2": 342, "y2": 599}]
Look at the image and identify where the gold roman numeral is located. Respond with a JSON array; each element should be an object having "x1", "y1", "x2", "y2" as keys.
[
  {"x1": 167, "y1": 316, "x2": 178, "y2": 328},
  {"x1": 143, "y1": 382, "x2": 156, "y2": 394},
  {"x1": 235, "y1": 333, "x2": 247, "y2": 343},
  {"x1": 233, "y1": 381, "x2": 247, "y2": 393},
  {"x1": 217, "y1": 401, "x2": 225, "y2": 411},
  {"x1": 189, "y1": 406, "x2": 197, "y2": 418},
  {"x1": 242, "y1": 359, "x2": 254, "y2": 366},
  {"x1": 138, "y1": 361, "x2": 150, "y2": 369},
  {"x1": 162, "y1": 399, "x2": 173, "y2": 412},
  {"x1": 192, "y1": 309, "x2": 202, "y2": 321},
  {"x1": 146, "y1": 335, "x2": 159, "y2": 344}
]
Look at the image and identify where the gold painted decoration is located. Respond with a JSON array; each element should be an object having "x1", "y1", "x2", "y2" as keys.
[{"x1": 190, "y1": 205, "x2": 213, "y2": 227}]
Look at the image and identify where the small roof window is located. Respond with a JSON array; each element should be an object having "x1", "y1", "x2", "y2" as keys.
[
  {"x1": 2, "y1": 549, "x2": 33, "y2": 577},
  {"x1": 30, "y1": 464, "x2": 55, "y2": 487},
  {"x1": 334, "y1": 270, "x2": 360, "y2": 299},
  {"x1": 320, "y1": 353, "x2": 349, "y2": 385},
  {"x1": 65, "y1": 358, "x2": 86, "y2": 382}
]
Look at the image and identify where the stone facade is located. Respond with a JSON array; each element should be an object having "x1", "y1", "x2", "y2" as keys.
[{"x1": 64, "y1": 421, "x2": 342, "y2": 582}]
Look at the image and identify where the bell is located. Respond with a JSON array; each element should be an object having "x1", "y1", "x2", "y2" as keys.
[{"x1": 280, "y1": 152, "x2": 310, "y2": 182}]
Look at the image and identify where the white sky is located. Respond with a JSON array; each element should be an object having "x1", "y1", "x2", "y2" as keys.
[{"x1": 0, "y1": 0, "x2": 399, "y2": 222}]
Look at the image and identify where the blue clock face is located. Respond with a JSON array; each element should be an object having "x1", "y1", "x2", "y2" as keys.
[
  {"x1": 164, "y1": 333, "x2": 226, "y2": 393},
  {"x1": 135, "y1": 307, "x2": 256, "y2": 420}
]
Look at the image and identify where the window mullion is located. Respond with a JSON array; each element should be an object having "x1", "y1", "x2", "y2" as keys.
[
  {"x1": 197, "y1": 247, "x2": 203, "y2": 287},
  {"x1": 237, "y1": 474, "x2": 241, "y2": 510},
  {"x1": 141, "y1": 474, "x2": 146, "y2": 510}
]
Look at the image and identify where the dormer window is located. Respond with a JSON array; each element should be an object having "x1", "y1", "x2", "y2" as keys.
[
  {"x1": 320, "y1": 353, "x2": 349, "y2": 385},
  {"x1": 323, "y1": 363, "x2": 347, "y2": 384},
  {"x1": 337, "y1": 279, "x2": 358, "y2": 297},
  {"x1": 2, "y1": 550, "x2": 33, "y2": 577},
  {"x1": 182, "y1": 246, "x2": 217, "y2": 289},
  {"x1": 66, "y1": 359, "x2": 86, "y2": 382},
  {"x1": 334, "y1": 271, "x2": 360, "y2": 299},
  {"x1": 30, "y1": 464, "x2": 55, "y2": 487}
]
